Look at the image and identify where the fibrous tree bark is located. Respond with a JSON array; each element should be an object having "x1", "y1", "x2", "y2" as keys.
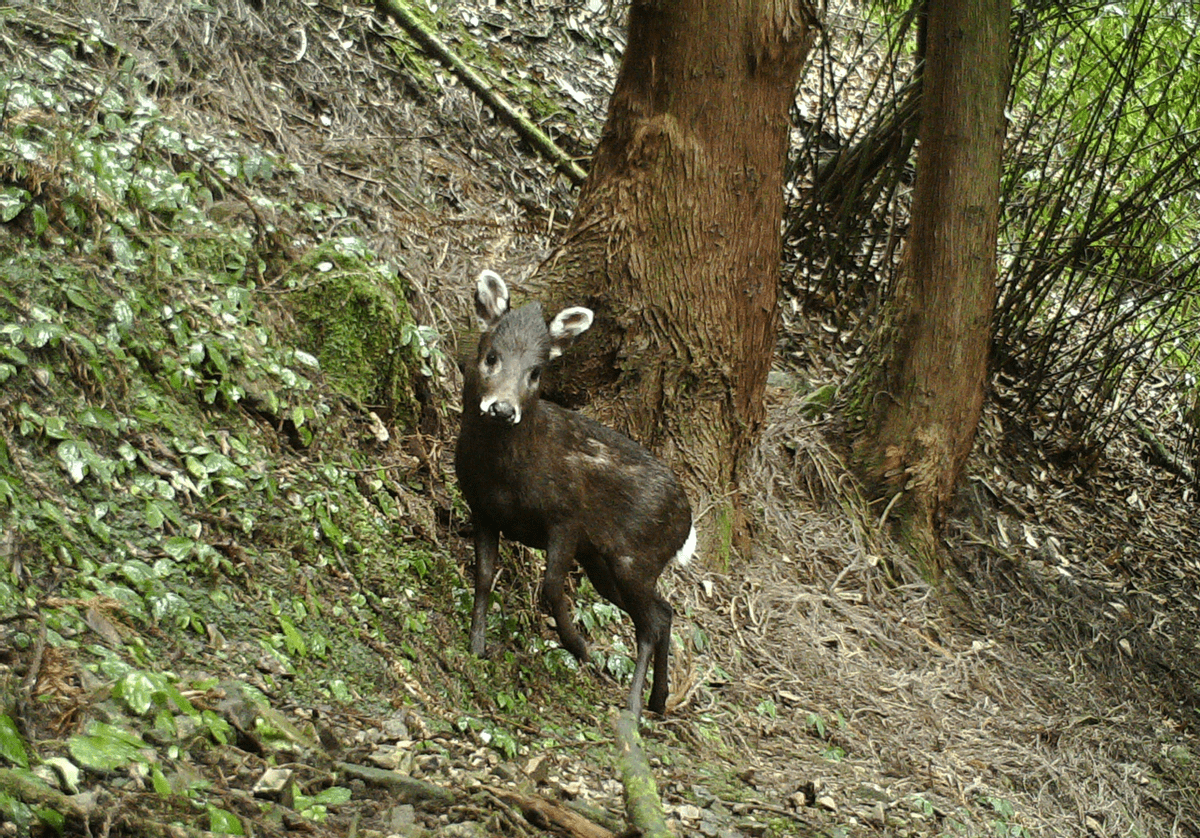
[
  {"x1": 535, "y1": 0, "x2": 818, "y2": 556},
  {"x1": 847, "y1": 0, "x2": 1011, "y2": 567}
]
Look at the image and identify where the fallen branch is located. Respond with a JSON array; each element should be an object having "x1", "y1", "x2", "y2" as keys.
[
  {"x1": 0, "y1": 768, "x2": 100, "y2": 820},
  {"x1": 612, "y1": 710, "x2": 673, "y2": 838},
  {"x1": 336, "y1": 762, "x2": 456, "y2": 808},
  {"x1": 373, "y1": 0, "x2": 588, "y2": 185},
  {"x1": 485, "y1": 785, "x2": 616, "y2": 838},
  {"x1": 1128, "y1": 411, "x2": 1195, "y2": 482}
]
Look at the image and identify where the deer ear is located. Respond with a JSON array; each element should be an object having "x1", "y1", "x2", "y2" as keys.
[
  {"x1": 548, "y1": 306, "x2": 594, "y2": 359},
  {"x1": 475, "y1": 270, "x2": 509, "y2": 330}
]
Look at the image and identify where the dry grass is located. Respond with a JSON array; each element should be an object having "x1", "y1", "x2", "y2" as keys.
[{"x1": 656, "y1": 386, "x2": 1200, "y2": 835}]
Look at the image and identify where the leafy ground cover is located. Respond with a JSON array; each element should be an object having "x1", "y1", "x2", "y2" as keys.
[
  {"x1": 0, "y1": 9, "x2": 728, "y2": 836},
  {"x1": 1, "y1": 1, "x2": 1198, "y2": 837}
]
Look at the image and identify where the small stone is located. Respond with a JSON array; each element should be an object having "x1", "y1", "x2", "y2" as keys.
[
  {"x1": 388, "y1": 804, "x2": 416, "y2": 832},
  {"x1": 376, "y1": 716, "x2": 404, "y2": 739},
  {"x1": 252, "y1": 767, "x2": 295, "y2": 806},
  {"x1": 524, "y1": 755, "x2": 549, "y2": 782},
  {"x1": 41, "y1": 757, "x2": 81, "y2": 793},
  {"x1": 368, "y1": 744, "x2": 407, "y2": 770},
  {"x1": 557, "y1": 779, "x2": 585, "y2": 797},
  {"x1": 415, "y1": 753, "x2": 442, "y2": 774}
]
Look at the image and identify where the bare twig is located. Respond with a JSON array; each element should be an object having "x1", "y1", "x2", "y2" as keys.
[{"x1": 373, "y1": 0, "x2": 588, "y2": 184}]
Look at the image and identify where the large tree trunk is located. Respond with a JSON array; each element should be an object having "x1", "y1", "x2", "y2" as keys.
[
  {"x1": 536, "y1": 0, "x2": 817, "y2": 557},
  {"x1": 847, "y1": 0, "x2": 1010, "y2": 568}
]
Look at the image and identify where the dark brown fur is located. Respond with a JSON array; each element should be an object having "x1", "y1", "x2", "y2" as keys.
[{"x1": 455, "y1": 273, "x2": 693, "y2": 719}]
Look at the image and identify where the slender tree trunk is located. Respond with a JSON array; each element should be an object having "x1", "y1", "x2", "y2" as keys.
[
  {"x1": 536, "y1": 0, "x2": 817, "y2": 557},
  {"x1": 847, "y1": 0, "x2": 1010, "y2": 567}
]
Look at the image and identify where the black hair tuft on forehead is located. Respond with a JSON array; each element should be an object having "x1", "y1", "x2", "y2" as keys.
[{"x1": 491, "y1": 302, "x2": 549, "y2": 353}]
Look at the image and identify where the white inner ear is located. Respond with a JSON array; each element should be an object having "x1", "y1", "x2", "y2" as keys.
[
  {"x1": 475, "y1": 270, "x2": 510, "y2": 330},
  {"x1": 549, "y1": 307, "x2": 594, "y2": 339},
  {"x1": 548, "y1": 306, "x2": 594, "y2": 359}
]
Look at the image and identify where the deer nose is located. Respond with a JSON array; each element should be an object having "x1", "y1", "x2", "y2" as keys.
[{"x1": 488, "y1": 401, "x2": 517, "y2": 423}]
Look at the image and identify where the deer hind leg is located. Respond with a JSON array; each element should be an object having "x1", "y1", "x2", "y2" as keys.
[
  {"x1": 542, "y1": 529, "x2": 589, "y2": 661},
  {"x1": 621, "y1": 576, "x2": 674, "y2": 719},
  {"x1": 646, "y1": 596, "x2": 673, "y2": 715},
  {"x1": 619, "y1": 557, "x2": 676, "y2": 715}
]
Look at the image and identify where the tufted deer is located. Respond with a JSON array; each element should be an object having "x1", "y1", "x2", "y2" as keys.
[{"x1": 455, "y1": 270, "x2": 695, "y2": 720}]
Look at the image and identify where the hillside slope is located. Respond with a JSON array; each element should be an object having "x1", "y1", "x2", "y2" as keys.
[{"x1": 1, "y1": 1, "x2": 1197, "y2": 837}]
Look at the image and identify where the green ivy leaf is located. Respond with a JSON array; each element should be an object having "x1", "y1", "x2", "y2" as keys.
[
  {"x1": 31, "y1": 204, "x2": 49, "y2": 236},
  {"x1": 65, "y1": 287, "x2": 95, "y2": 312},
  {"x1": 151, "y1": 766, "x2": 173, "y2": 798},
  {"x1": 0, "y1": 345, "x2": 29, "y2": 367},
  {"x1": 25, "y1": 323, "x2": 61, "y2": 348},
  {"x1": 33, "y1": 804, "x2": 64, "y2": 835},
  {"x1": 0, "y1": 187, "x2": 30, "y2": 222},
  {"x1": 278, "y1": 615, "x2": 307, "y2": 658},
  {"x1": 163, "y1": 536, "x2": 195, "y2": 561},
  {"x1": 0, "y1": 713, "x2": 30, "y2": 768},
  {"x1": 293, "y1": 349, "x2": 319, "y2": 368},
  {"x1": 144, "y1": 501, "x2": 165, "y2": 529},
  {"x1": 206, "y1": 804, "x2": 244, "y2": 835},
  {"x1": 316, "y1": 507, "x2": 343, "y2": 544},
  {"x1": 184, "y1": 455, "x2": 206, "y2": 479},
  {"x1": 113, "y1": 300, "x2": 134, "y2": 328},
  {"x1": 311, "y1": 786, "x2": 351, "y2": 806},
  {"x1": 67, "y1": 722, "x2": 148, "y2": 771},
  {"x1": 201, "y1": 710, "x2": 231, "y2": 745},
  {"x1": 78, "y1": 407, "x2": 119, "y2": 436},
  {"x1": 43, "y1": 416, "x2": 68, "y2": 439},
  {"x1": 114, "y1": 671, "x2": 158, "y2": 716},
  {"x1": 118, "y1": 559, "x2": 157, "y2": 592},
  {"x1": 56, "y1": 441, "x2": 89, "y2": 483},
  {"x1": 207, "y1": 343, "x2": 228, "y2": 374},
  {"x1": 163, "y1": 681, "x2": 197, "y2": 719},
  {"x1": 69, "y1": 331, "x2": 98, "y2": 357}
]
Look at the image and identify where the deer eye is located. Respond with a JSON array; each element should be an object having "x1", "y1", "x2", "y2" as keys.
[
  {"x1": 529, "y1": 366, "x2": 542, "y2": 384},
  {"x1": 484, "y1": 350, "x2": 499, "y2": 369}
]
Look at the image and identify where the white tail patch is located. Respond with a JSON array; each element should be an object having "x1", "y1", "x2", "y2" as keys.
[{"x1": 673, "y1": 525, "x2": 697, "y2": 567}]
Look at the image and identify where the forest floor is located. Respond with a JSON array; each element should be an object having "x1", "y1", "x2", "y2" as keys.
[{"x1": 1, "y1": 0, "x2": 1198, "y2": 837}]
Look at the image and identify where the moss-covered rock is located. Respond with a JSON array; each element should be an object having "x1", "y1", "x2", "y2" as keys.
[{"x1": 285, "y1": 243, "x2": 420, "y2": 428}]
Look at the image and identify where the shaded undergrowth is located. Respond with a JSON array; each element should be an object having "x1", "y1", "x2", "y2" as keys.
[{"x1": 0, "y1": 33, "x2": 638, "y2": 836}]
